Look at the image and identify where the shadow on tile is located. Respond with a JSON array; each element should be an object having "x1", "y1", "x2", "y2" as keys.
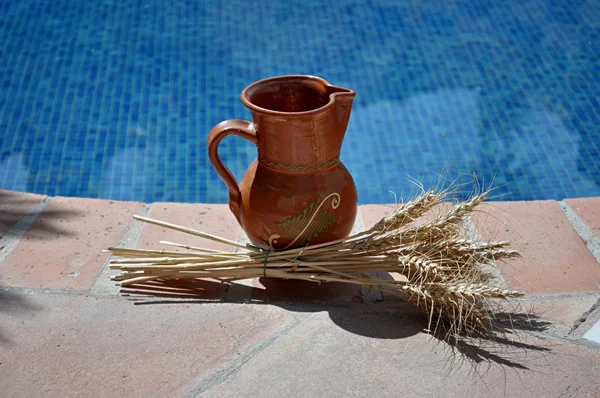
[
  {"x1": 122, "y1": 277, "x2": 425, "y2": 339},
  {"x1": 120, "y1": 279, "x2": 227, "y2": 300},
  {"x1": 119, "y1": 277, "x2": 553, "y2": 372},
  {"x1": 0, "y1": 285, "x2": 41, "y2": 345},
  {"x1": 252, "y1": 277, "x2": 362, "y2": 304},
  {"x1": 435, "y1": 312, "x2": 553, "y2": 371},
  {"x1": 0, "y1": 191, "x2": 82, "y2": 239}
]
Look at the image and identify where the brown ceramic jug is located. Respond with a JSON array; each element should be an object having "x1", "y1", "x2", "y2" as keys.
[{"x1": 208, "y1": 75, "x2": 357, "y2": 250}]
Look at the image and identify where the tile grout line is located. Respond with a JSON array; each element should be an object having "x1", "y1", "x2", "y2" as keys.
[
  {"x1": 185, "y1": 311, "x2": 314, "y2": 397},
  {"x1": 558, "y1": 201, "x2": 600, "y2": 343},
  {"x1": 89, "y1": 203, "x2": 151, "y2": 295},
  {"x1": 568, "y1": 296, "x2": 600, "y2": 337},
  {"x1": 0, "y1": 196, "x2": 52, "y2": 264},
  {"x1": 559, "y1": 200, "x2": 600, "y2": 264}
]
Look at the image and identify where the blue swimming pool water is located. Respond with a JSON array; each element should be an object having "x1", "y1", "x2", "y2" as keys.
[{"x1": 0, "y1": 0, "x2": 599, "y2": 204}]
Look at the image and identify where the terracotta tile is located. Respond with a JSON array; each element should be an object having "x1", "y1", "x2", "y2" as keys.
[
  {"x1": 1, "y1": 197, "x2": 143, "y2": 290},
  {"x1": 136, "y1": 203, "x2": 243, "y2": 299},
  {"x1": 472, "y1": 201, "x2": 600, "y2": 294},
  {"x1": 0, "y1": 294, "x2": 293, "y2": 398},
  {"x1": 565, "y1": 197, "x2": 600, "y2": 238},
  {"x1": 359, "y1": 204, "x2": 398, "y2": 230},
  {"x1": 138, "y1": 203, "x2": 242, "y2": 252},
  {"x1": 0, "y1": 190, "x2": 46, "y2": 236}
]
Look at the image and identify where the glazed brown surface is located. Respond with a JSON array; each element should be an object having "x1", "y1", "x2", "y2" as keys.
[{"x1": 208, "y1": 75, "x2": 357, "y2": 250}]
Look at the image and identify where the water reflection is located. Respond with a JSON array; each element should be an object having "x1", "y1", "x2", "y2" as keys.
[
  {"x1": 345, "y1": 89, "x2": 599, "y2": 203},
  {"x1": 0, "y1": 154, "x2": 27, "y2": 192},
  {"x1": 344, "y1": 89, "x2": 482, "y2": 202}
]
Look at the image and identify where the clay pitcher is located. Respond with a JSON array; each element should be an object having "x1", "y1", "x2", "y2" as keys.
[{"x1": 208, "y1": 75, "x2": 357, "y2": 250}]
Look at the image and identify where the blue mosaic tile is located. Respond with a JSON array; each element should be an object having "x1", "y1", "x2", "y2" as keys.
[{"x1": 0, "y1": 0, "x2": 599, "y2": 204}]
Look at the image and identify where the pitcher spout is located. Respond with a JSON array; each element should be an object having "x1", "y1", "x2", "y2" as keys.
[
  {"x1": 327, "y1": 84, "x2": 354, "y2": 96},
  {"x1": 327, "y1": 84, "x2": 355, "y2": 125}
]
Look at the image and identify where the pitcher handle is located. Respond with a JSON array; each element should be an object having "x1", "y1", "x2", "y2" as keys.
[{"x1": 207, "y1": 120, "x2": 258, "y2": 222}]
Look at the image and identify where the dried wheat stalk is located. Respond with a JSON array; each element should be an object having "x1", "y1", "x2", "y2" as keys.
[{"x1": 106, "y1": 189, "x2": 524, "y2": 338}]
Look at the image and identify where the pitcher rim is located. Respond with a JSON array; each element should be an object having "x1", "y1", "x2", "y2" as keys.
[{"x1": 240, "y1": 75, "x2": 355, "y2": 116}]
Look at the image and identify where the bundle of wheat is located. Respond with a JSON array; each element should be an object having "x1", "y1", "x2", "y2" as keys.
[{"x1": 106, "y1": 189, "x2": 524, "y2": 339}]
